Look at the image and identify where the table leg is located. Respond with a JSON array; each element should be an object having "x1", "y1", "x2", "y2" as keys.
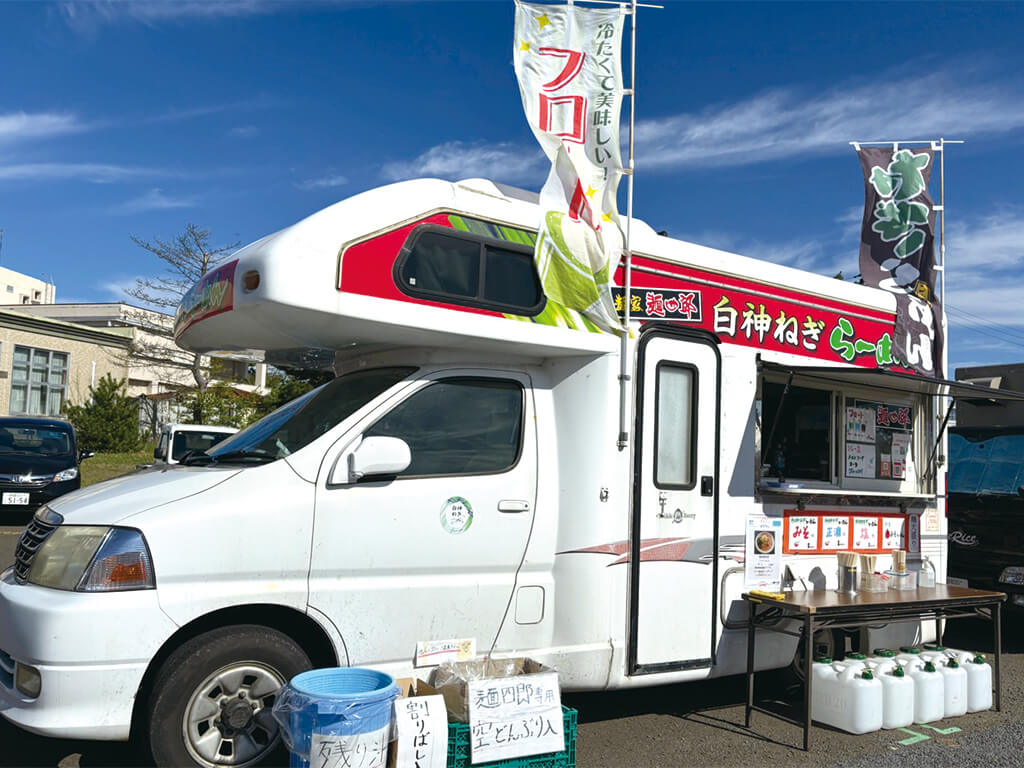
[
  {"x1": 745, "y1": 599, "x2": 756, "y2": 727},
  {"x1": 994, "y1": 601, "x2": 1002, "y2": 711},
  {"x1": 935, "y1": 616, "x2": 942, "y2": 645},
  {"x1": 803, "y1": 614, "x2": 812, "y2": 752}
]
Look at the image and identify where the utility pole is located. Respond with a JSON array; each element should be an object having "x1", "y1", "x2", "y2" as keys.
[{"x1": 0, "y1": 229, "x2": 4, "y2": 264}]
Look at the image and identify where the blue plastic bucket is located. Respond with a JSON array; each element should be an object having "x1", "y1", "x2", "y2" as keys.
[{"x1": 276, "y1": 667, "x2": 398, "y2": 768}]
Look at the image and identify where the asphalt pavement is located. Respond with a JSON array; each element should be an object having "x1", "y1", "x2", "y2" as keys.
[{"x1": 1, "y1": 523, "x2": 1021, "y2": 767}]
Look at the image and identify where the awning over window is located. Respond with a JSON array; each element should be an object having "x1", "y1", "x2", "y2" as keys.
[{"x1": 759, "y1": 361, "x2": 1024, "y2": 404}]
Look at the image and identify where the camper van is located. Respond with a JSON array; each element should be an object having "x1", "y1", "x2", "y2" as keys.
[{"x1": 1, "y1": 178, "x2": 960, "y2": 766}]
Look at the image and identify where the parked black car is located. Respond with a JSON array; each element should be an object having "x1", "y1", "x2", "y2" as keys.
[
  {"x1": 0, "y1": 417, "x2": 92, "y2": 521},
  {"x1": 947, "y1": 426, "x2": 1024, "y2": 611}
]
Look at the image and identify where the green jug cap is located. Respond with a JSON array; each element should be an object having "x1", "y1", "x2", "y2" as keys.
[
  {"x1": 973, "y1": 653, "x2": 987, "y2": 664},
  {"x1": 814, "y1": 656, "x2": 833, "y2": 664},
  {"x1": 923, "y1": 644, "x2": 945, "y2": 651},
  {"x1": 847, "y1": 653, "x2": 867, "y2": 660},
  {"x1": 924, "y1": 661, "x2": 937, "y2": 672},
  {"x1": 948, "y1": 658, "x2": 959, "y2": 668},
  {"x1": 873, "y1": 649, "x2": 895, "y2": 657},
  {"x1": 892, "y1": 665, "x2": 905, "y2": 678},
  {"x1": 861, "y1": 669, "x2": 874, "y2": 680},
  {"x1": 900, "y1": 646, "x2": 921, "y2": 654}
]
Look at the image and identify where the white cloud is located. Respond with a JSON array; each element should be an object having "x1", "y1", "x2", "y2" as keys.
[
  {"x1": 636, "y1": 68, "x2": 1024, "y2": 170},
  {"x1": 108, "y1": 188, "x2": 197, "y2": 215},
  {"x1": 228, "y1": 124, "x2": 259, "y2": 138},
  {"x1": 59, "y1": 0, "x2": 283, "y2": 31},
  {"x1": 381, "y1": 141, "x2": 545, "y2": 185},
  {"x1": 0, "y1": 162, "x2": 162, "y2": 182},
  {"x1": 295, "y1": 174, "x2": 349, "y2": 191},
  {"x1": 0, "y1": 112, "x2": 90, "y2": 145}
]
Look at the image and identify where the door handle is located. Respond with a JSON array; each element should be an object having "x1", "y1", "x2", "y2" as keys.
[{"x1": 498, "y1": 500, "x2": 531, "y2": 513}]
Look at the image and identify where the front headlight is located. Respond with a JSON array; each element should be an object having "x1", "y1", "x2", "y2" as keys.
[
  {"x1": 53, "y1": 467, "x2": 78, "y2": 482},
  {"x1": 27, "y1": 527, "x2": 155, "y2": 592},
  {"x1": 999, "y1": 567, "x2": 1024, "y2": 585}
]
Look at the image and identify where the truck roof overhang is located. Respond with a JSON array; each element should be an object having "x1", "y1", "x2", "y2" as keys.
[{"x1": 758, "y1": 361, "x2": 1024, "y2": 404}]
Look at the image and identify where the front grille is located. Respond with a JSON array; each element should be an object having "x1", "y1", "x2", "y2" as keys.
[
  {"x1": 0, "y1": 648, "x2": 13, "y2": 689},
  {"x1": 13, "y1": 517, "x2": 58, "y2": 583},
  {"x1": 0, "y1": 474, "x2": 51, "y2": 488}
]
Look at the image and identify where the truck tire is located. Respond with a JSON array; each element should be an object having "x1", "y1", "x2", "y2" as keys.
[{"x1": 147, "y1": 625, "x2": 312, "y2": 768}]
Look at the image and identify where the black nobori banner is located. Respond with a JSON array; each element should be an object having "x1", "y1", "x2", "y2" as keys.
[
  {"x1": 857, "y1": 146, "x2": 944, "y2": 377},
  {"x1": 612, "y1": 287, "x2": 703, "y2": 322}
]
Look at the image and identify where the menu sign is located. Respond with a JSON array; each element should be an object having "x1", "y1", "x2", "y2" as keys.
[
  {"x1": 745, "y1": 515, "x2": 783, "y2": 589},
  {"x1": 845, "y1": 400, "x2": 914, "y2": 480}
]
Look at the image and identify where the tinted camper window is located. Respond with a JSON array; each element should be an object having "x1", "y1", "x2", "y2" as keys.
[
  {"x1": 762, "y1": 382, "x2": 832, "y2": 482},
  {"x1": 398, "y1": 225, "x2": 544, "y2": 315}
]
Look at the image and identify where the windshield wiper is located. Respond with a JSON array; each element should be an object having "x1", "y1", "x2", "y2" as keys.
[{"x1": 185, "y1": 450, "x2": 277, "y2": 466}]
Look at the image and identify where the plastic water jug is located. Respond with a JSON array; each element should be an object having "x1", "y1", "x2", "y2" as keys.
[
  {"x1": 869, "y1": 648, "x2": 898, "y2": 667},
  {"x1": 870, "y1": 659, "x2": 915, "y2": 729},
  {"x1": 927, "y1": 647, "x2": 993, "y2": 712},
  {"x1": 938, "y1": 656, "x2": 968, "y2": 717},
  {"x1": 811, "y1": 659, "x2": 883, "y2": 734},
  {"x1": 965, "y1": 653, "x2": 993, "y2": 713},
  {"x1": 905, "y1": 658, "x2": 945, "y2": 723}
]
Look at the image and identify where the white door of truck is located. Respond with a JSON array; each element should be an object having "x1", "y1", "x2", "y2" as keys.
[
  {"x1": 629, "y1": 329, "x2": 720, "y2": 673},
  {"x1": 308, "y1": 371, "x2": 537, "y2": 668}
]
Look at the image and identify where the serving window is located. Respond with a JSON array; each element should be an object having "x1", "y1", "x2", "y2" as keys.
[{"x1": 759, "y1": 375, "x2": 927, "y2": 494}]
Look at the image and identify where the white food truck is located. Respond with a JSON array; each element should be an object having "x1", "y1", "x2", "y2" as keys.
[{"x1": 1, "y1": 177, "x2": 964, "y2": 766}]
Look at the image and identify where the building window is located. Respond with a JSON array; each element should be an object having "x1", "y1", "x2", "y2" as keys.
[{"x1": 10, "y1": 346, "x2": 69, "y2": 417}]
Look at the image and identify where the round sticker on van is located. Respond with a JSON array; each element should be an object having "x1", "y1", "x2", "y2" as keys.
[{"x1": 440, "y1": 496, "x2": 473, "y2": 534}]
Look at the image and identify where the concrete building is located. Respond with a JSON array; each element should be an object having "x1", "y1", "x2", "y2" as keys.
[
  {"x1": 14, "y1": 302, "x2": 268, "y2": 398},
  {"x1": 0, "y1": 309, "x2": 131, "y2": 417},
  {"x1": 0, "y1": 265, "x2": 56, "y2": 306}
]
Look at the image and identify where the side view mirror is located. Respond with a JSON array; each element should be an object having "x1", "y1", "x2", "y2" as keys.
[
  {"x1": 79, "y1": 450, "x2": 95, "y2": 461},
  {"x1": 345, "y1": 436, "x2": 411, "y2": 483}
]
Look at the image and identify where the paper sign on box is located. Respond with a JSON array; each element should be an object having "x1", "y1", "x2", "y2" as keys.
[
  {"x1": 311, "y1": 724, "x2": 389, "y2": 768},
  {"x1": 394, "y1": 693, "x2": 448, "y2": 768},
  {"x1": 467, "y1": 671, "x2": 564, "y2": 764}
]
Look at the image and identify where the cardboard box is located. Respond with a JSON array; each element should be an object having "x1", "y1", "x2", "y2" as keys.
[{"x1": 428, "y1": 657, "x2": 556, "y2": 723}]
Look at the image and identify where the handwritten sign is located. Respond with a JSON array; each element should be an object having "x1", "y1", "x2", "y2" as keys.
[
  {"x1": 310, "y1": 724, "x2": 388, "y2": 768},
  {"x1": 882, "y1": 517, "x2": 906, "y2": 550},
  {"x1": 845, "y1": 407, "x2": 876, "y2": 443},
  {"x1": 852, "y1": 516, "x2": 880, "y2": 551},
  {"x1": 415, "y1": 638, "x2": 476, "y2": 668},
  {"x1": 395, "y1": 695, "x2": 448, "y2": 768},
  {"x1": 821, "y1": 516, "x2": 850, "y2": 550},
  {"x1": 786, "y1": 515, "x2": 819, "y2": 551},
  {"x1": 467, "y1": 671, "x2": 564, "y2": 763},
  {"x1": 846, "y1": 442, "x2": 875, "y2": 478}
]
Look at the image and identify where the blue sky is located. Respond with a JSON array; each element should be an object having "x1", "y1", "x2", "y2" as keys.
[{"x1": 2, "y1": 1, "x2": 1024, "y2": 370}]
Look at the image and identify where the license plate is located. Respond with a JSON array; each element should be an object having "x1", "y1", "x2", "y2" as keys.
[
  {"x1": 2, "y1": 492, "x2": 29, "y2": 505},
  {"x1": 946, "y1": 576, "x2": 968, "y2": 587}
]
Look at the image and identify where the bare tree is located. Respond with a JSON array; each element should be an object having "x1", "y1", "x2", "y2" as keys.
[{"x1": 125, "y1": 224, "x2": 240, "y2": 392}]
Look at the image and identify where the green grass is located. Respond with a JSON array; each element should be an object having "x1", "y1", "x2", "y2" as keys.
[{"x1": 81, "y1": 443, "x2": 157, "y2": 487}]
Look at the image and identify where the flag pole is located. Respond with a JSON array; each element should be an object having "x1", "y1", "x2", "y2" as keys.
[{"x1": 617, "y1": 0, "x2": 638, "y2": 450}]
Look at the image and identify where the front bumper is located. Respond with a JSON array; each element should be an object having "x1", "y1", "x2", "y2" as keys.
[
  {"x1": 0, "y1": 568, "x2": 178, "y2": 740},
  {"x1": 0, "y1": 479, "x2": 78, "y2": 520}
]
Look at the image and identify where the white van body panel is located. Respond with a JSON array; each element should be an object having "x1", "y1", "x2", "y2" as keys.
[{"x1": 47, "y1": 466, "x2": 242, "y2": 526}]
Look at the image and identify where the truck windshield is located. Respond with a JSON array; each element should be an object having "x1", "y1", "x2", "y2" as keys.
[
  {"x1": 949, "y1": 432, "x2": 1024, "y2": 496},
  {"x1": 204, "y1": 367, "x2": 416, "y2": 463}
]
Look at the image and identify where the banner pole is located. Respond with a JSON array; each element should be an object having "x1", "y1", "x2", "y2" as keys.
[{"x1": 617, "y1": 0, "x2": 637, "y2": 450}]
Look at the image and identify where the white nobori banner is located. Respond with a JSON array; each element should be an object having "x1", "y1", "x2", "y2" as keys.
[{"x1": 513, "y1": 0, "x2": 626, "y2": 332}]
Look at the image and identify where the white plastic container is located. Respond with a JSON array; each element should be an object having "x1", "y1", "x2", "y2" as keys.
[
  {"x1": 811, "y1": 659, "x2": 884, "y2": 734},
  {"x1": 938, "y1": 656, "x2": 968, "y2": 717},
  {"x1": 965, "y1": 653, "x2": 993, "y2": 713},
  {"x1": 872, "y1": 659, "x2": 915, "y2": 729},
  {"x1": 922, "y1": 646, "x2": 992, "y2": 713},
  {"x1": 904, "y1": 657, "x2": 945, "y2": 723}
]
